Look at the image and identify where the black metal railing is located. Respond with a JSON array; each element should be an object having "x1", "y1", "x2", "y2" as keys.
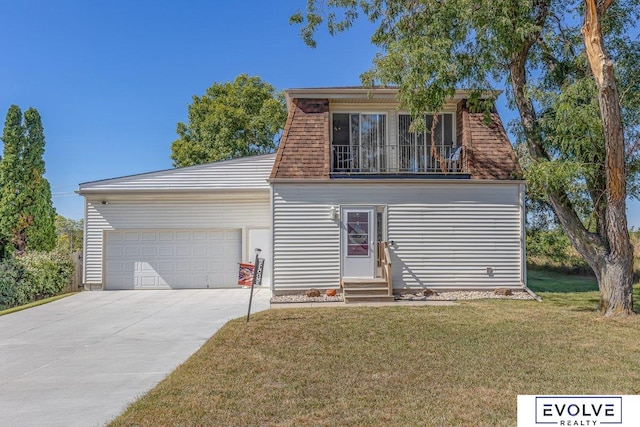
[{"x1": 331, "y1": 143, "x2": 464, "y2": 174}]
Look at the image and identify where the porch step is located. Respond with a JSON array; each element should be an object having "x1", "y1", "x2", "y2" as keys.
[
  {"x1": 342, "y1": 277, "x2": 393, "y2": 304},
  {"x1": 342, "y1": 278, "x2": 388, "y2": 287}
]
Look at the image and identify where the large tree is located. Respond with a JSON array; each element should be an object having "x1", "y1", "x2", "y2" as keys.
[
  {"x1": 171, "y1": 74, "x2": 287, "y2": 167},
  {"x1": 21, "y1": 108, "x2": 56, "y2": 251},
  {"x1": 0, "y1": 106, "x2": 56, "y2": 255},
  {"x1": 0, "y1": 106, "x2": 22, "y2": 256},
  {"x1": 55, "y1": 215, "x2": 83, "y2": 253},
  {"x1": 292, "y1": 0, "x2": 640, "y2": 316}
]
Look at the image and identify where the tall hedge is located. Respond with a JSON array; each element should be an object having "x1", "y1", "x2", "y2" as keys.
[
  {"x1": 0, "y1": 106, "x2": 56, "y2": 256},
  {"x1": 0, "y1": 251, "x2": 73, "y2": 310}
]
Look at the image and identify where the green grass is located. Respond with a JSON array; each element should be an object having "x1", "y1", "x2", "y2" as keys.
[
  {"x1": 110, "y1": 278, "x2": 640, "y2": 427},
  {"x1": 527, "y1": 269, "x2": 598, "y2": 293},
  {"x1": 0, "y1": 292, "x2": 77, "y2": 316}
]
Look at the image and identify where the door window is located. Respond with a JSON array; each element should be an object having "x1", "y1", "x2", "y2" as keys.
[{"x1": 347, "y1": 212, "x2": 369, "y2": 256}]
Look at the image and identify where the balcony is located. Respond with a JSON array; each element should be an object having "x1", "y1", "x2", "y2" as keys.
[{"x1": 331, "y1": 143, "x2": 465, "y2": 175}]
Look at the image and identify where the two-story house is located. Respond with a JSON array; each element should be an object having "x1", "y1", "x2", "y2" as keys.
[
  {"x1": 78, "y1": 87, "x2": 525, "y2": 300},
  {"x1": 270, "y1": 87, "x2": 524, "y2": 301}
]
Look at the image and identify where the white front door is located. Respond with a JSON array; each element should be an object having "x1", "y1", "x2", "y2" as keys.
[{"x1": 341, "y1": 207, "x2": 376, "y2": 278}]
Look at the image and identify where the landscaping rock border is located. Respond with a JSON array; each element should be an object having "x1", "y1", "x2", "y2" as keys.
[
  {"x1": 396, "y1": 290, "x2": 535, "y2": 301},
  {"x1": 271, "y1": 290, "x2": 535, "y2": 303}
]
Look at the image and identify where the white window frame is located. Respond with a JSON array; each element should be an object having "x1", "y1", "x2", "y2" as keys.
[
  {"x1": 331, "y1": 112, "x2": 388, "y2": 172},
  {"x1": 397, "y1": 112, "x2": 456, "y2": 173}
]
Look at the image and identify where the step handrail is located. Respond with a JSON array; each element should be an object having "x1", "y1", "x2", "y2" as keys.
[{"x1": 377, "y1": 241, "x2": 393, "y2": 296}]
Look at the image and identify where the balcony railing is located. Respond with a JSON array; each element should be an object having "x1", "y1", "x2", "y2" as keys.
[{"x1": 331, "y1": 143, "x2": 464, "y2": 174}]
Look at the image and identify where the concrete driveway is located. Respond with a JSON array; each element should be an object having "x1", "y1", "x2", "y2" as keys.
[{"x1": 0, "y1": 288, "x2": 271, "y2": 427}]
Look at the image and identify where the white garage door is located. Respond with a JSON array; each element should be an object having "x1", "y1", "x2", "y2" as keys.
[{"x1": 104, "y1": 229, "x2": 241, "y2": 290}]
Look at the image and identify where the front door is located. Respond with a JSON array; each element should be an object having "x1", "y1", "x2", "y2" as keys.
[{"x1": 341, "y1": 207, "x2": 376, "y2": 278}]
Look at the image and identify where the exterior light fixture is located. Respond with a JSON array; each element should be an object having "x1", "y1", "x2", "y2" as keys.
[{"x1": 329, "y1": 206, "x2": 338, "y2": 220}]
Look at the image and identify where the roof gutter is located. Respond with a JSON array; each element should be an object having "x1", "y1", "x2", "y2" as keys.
[
  {"x1": 76, "y1": 188, "x2": 270, "y2": 196},
  {"x1": 268, "y1": 177, "x2": 526, "y2": 185},
  {"x1": 284, "y1": 87, "x2": 503, "y2": 107}
]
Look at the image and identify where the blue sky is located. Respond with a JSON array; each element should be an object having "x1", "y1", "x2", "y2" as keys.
[{"x1": 1, "y1": 0, "x2": 639, "y2": 227}]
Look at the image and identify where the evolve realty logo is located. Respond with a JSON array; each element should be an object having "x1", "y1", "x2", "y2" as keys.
[{"x1": 535, "y1": 396, "x2": 621, "y2": 426}]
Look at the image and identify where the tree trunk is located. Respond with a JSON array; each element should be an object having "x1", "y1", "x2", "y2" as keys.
[
  {"x1": 597, "y1": 258, "x2": 634, "y2": 316},
  {"x1": 582, "y1": 0, "x2": 634, "y2": 316}
]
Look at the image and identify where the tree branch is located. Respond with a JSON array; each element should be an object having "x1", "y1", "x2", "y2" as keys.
[{"x1": 598, "y1": 0, "x2": 615, "y2": 14}]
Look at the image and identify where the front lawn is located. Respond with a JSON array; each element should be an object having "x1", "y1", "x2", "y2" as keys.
[{"x1": 110, "y1": 284, "x2": 640, "y2": 427}]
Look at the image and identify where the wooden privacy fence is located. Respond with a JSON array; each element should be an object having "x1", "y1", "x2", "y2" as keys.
[{"x1": 67, "y1": 251, "x2": 83, "y2": 292}]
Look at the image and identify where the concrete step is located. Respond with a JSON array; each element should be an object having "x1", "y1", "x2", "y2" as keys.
[
  {"x1": 344, "y1": 294, "x2": 396, "y2": 304},
  {"x1": 343, "y1": 287, "x2": 390, "y2": 296}
]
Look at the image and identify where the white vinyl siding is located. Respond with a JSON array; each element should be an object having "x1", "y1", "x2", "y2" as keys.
[
  {"x1": 84, "y1": 196, "x2": 270, "y2": 288},
  {"x1": 79, "y1": 153, "x2": 274, "y2": 192},
  {"x1": 272, "y1": 190, "x2": 341, "y2": 291},
  {"x1": 272, "y1": 182, "x2": 524, "y2": 292}
]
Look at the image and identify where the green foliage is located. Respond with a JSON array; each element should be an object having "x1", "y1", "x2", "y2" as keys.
[
  {"x1": 18, "y1": 250, "x2": 74, "y2": 300},
  {"x1": 527, "y1": 229, "x2": 570, "y2": 262},
  {"x1": 0, "y1": 106, "x2": 56, "y2": 255},
  {"x1": 0, "y1": 105, "x2": 25, "y2": 255},
  {"x1": 170, "y1": 74, "x2": 287, "y2": 167},
  {"x1": 0, "y1": 251, "x2": 73, "y2": 310},
  {"x1": 0, "y1": 257, "x2": 28, "y2": 309},
  {"x1": 55, "y1": 215, "x2": 83, "y2": 253},
  {"x1": 22, "y1": 109, "x2": 56, "y2": 251},
  {"x1": 526, "y1": 228, "x2": 590, "y2": 274}
]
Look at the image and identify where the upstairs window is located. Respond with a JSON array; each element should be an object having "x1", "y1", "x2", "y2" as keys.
[
  {"x1": 332, "y1": 113, "x2": 387, "y2": 172},
  {"x1": 398, "y1": 113, "x2": 455, "y2": 173}
]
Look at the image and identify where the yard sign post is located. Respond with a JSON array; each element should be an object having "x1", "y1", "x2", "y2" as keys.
[{"x1": 246, "y1": 248, "x2": 262, "y2": 323}]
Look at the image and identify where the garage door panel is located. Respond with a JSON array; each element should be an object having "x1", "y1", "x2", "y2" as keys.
[
  {"x1": 192, "y1": 246, "x2": 207, "y2": 257},
  {"x1": 158, "y1": 232, "x2": 173, "y2": 241},
  {"x1": 107, "y1": 246, "x2": 123, "y2": 257},
  {"x1": 106, "y1": 261, "x2": 124, "y2": 273},
  {"x1": 158, "y1": 247, "x2": 173, "y2": 256},
  {"x1": 105, "y1": 229, "x2": 241, "y2": 289},
  {"x1": 141, "y1": 247, "x2": 156, "y2": 256},
  {"x1": 157, "y1": 262, "x2": 174, "y2": 273},
  {"x1": 193, "y1": 231, "x2": 208, "y2": 240},
  {"x1": 176, "y1": 231, "x2": 190, "y2": 240},
  {"x1": 139, "y1": 276, "x2": 157, "y2": 288},
  {"x1": 125, "y1": 232, "x2": 139, "y2": 241},
  {"x1": 175, "y1": 246, "x2": 190, "y2": 256},
  {"x1": 125, "y1": 247, "x2": 139, "y2": 257},
  {"x1": 141, "y1": 232, "x2": 156, "y2": 241},
  {"x1": 175, "y1": 261, "x2": 190, "y2": 271}
]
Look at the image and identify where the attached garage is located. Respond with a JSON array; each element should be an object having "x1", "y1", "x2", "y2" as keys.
[
  {"x1": 104, "y1": 229, "x2": 241, "y2": 289},
  {"x1": 78, "y1": 154, "x2": 274, "y2": 290}
]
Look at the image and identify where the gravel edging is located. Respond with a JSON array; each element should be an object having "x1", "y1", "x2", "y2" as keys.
[
  {"x1": 271, "y1": 294, "x2": 344, "y2": 303},
  {"x1": 396, "y1": 290, "x2": 535, "y2": 301},
  {"x1": 271, "y1": 290, "x2": 535, "y2": 304}
]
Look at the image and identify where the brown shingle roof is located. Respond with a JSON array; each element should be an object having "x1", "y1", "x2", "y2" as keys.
[
  {"x1": 459, "y1": 102, "x2": 522, "y2": 180},
  {"x1": 270, "y1": 98, "x2": 330, "y2": 179},
  {"x1": 271, "y1": 95, "x2": 521, "y2": 181}
]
